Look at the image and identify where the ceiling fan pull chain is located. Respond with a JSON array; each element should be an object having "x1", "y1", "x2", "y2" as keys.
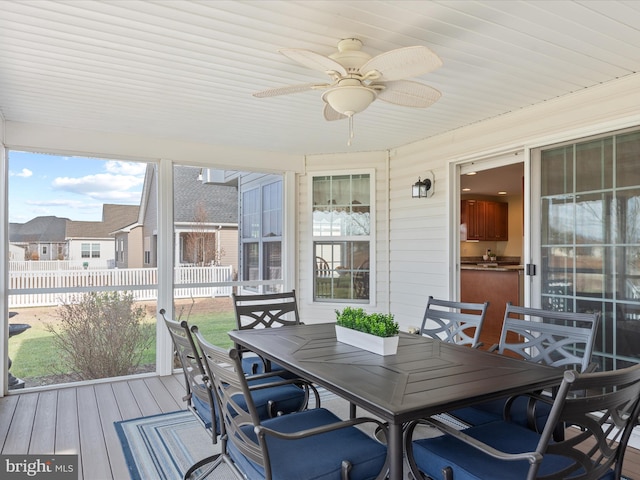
[{"x1": 347, "y1": 115, "x2": 354, "y2": 146}]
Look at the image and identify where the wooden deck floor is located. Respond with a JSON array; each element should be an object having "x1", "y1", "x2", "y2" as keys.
[
  {"x1": 0, "y1": 373, "x2": 638, "y2": 480},
  {"x1": 0, "y1": 374, "x2": 186, "y2": 480}
]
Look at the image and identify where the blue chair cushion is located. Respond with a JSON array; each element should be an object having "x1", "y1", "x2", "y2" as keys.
[
  {"x1": 411, "y1": 421, "x2": 615, "y2": 480},
  {"x1": 245, "y1": 376, "x2": 306, "y2": 419},
  {"x1": 449, "y1": 395, "x2": 553, "y2": 432},
  {"x1": 228, "y1": 408, "x2": 387, "y2": 480},
  {"x1": 242, "y1": 355, "x2": 295, "y2": 378},
  {"x1": 242, "y1": 355, "x2": 265, "y2": 375},
  {"x1": 191, "y1": 391, "x2": 216, "y2": 432},
  {"x1": 193, "y1": 377, "x2": 305, "y2": 434},
  {"x1": 447, "y1": 405, "x2": 502, "y2": 427}
]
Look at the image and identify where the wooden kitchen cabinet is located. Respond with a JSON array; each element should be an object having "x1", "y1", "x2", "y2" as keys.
[
  {"x1": 485, "y1": 201, "x2": 508, "y2": 240},
  {"x1": 461, "y1": 199, "x2": 508, "y2": 241},
  {"x1": 461, "y1": 199, "x2": 484, "y2": 240}
]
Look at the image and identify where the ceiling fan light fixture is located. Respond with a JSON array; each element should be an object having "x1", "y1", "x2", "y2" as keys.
[{"x1": 321, "y1": 85, "x2": 376, "y2": 116}]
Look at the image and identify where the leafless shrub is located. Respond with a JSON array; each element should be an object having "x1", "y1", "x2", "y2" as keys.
[{"x1": 46, "y1": 291, "x2": 153, "y2": 380}]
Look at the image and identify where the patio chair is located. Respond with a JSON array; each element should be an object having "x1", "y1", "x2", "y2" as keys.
[
  {"x1": 193, "y1": 327, "x2": 390, "y2": 480},
  {"x1": 232, "y1": 290, "x2": 301, "y2": 376},
  {"x1": 161, "y1": 309, "x2": 221, "y2": 480},
  {"x1": 419, "y1": 296, "x2": 489, "y2": 348},
  {"x1": 448, "y1": 304, "x2": 600, "y2": 434},
  {"x1": 405, "y1": 362, "x2": 640, "y2": 480},
  {"x1": 162, "y1": 311, "x2": 317, "y2": 479}
]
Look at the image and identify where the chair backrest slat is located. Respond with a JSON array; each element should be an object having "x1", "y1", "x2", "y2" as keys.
[
  {"x1": 420, "y1": 296, "x2": 489, "y2": 348},
  {"x1": 497, "y1": 303, "x2": 600, "y2": 372},
  {"x1": 233, "y1": 290, "x2": 300, "y2": 330}
]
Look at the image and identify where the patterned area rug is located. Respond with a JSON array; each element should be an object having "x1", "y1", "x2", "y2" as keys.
[
  {"x1": 114, "y1": 410, "x2": 231, "y2": 480},
  {"x1": 114, "y1": 388, "x2": 342, "y2": 480}
]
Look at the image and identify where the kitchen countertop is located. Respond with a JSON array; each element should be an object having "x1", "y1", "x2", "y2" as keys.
[{"x1": 461, "y1": 264, "x2": 524, "y2": 271}]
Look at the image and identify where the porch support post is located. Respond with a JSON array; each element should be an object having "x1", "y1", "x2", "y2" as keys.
[{"x1": 156, "y1": 159, "x2": 174, "y2": 376}]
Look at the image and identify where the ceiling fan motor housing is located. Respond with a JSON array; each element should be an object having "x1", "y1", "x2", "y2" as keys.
[{"x1": 329, "y1": 38, "x2": 372, "y2": 73}]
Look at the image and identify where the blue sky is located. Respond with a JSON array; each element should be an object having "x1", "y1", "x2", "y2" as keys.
[{"x1": 8, "y1": 151, "x2": 146, "y2": 223}]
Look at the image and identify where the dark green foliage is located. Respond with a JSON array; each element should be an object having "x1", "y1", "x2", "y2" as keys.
[
  {"x1": 46, "y1": 291, "x2": 153, "y2": 380},
  {"x1": 335, "y1": 307, "x2": 399, "y2": 337}
]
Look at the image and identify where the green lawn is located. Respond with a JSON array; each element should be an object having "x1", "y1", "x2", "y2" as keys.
[
  {"x1": 8, "y1": 322, "x2": 59, "y2": 379},
  {"x1": 9, "y1": 310, "x2": 236, "y2": 384}
]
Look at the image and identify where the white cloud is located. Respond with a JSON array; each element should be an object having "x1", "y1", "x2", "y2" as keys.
[
  {"x1": 10, "y1": 168, "x2": 33, "y2": 178},
  {"x1": 51, "y1": 162, "x2": 145, "y2": 208},
  {"x1": 52, "y1": 173, "x2": 143, "y2": 193},
  {"x1": 27, "y1": 199, "x2": 101, "y2": 210},
  {"x1": 104, "y1": 160, "x2": 147, "y2": 176},
  {"x1": 50, "y1": 160, "x2": 144, "y2": 206}
]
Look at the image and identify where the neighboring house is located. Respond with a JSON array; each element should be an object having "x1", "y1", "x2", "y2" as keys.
[
  {"x1": 65, "y1": 204, "x2": 139, "y2": 268},
  {"x1": 112, "y1": 222, "x2": 144, "y2": 269},
  {"x1": 135, "y1": 164, "x2": 239, "y2": 274},
  {"x1": 9, "y1": 204, "x2": 138, "y2": 268},
  {"x1": 9, "y1": 216, "x2": 69, "y2": 261}
]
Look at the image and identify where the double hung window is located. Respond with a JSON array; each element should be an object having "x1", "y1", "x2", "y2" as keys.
[{"x1": 312, "y1": 172, "x2": 373, "y2": 302}]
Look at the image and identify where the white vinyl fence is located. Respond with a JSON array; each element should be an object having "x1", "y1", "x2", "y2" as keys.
[
  {"x1": 9, "y1": 260, "x2": 111, "y2": 271},
  {"x1": 8, "y1": 265, "x2": 233, "y2": 307}
]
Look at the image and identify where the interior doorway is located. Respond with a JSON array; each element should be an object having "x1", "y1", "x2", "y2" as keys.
[{"x1": 457, "y1": 157, "x2": 525, "y2": 348}]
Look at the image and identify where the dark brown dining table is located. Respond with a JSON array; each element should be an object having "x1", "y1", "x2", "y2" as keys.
[{"x1": 228, "y1": 322, "x2": 564, "y2": 480}]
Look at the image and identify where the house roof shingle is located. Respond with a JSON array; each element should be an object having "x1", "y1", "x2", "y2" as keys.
[
  {"x1": 9, "y1": 216, "x2": 68, "y2": 243},
  {"x1": 173, "y1": 166, "x2": 238, "y2": 224},
  {"x1": 65, "y1": 204, "x2": 139, "y2": 238}
]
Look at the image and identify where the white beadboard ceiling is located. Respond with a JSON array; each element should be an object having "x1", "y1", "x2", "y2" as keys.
[{"x1": 1, "y1": 0, "x2": 640, "y2": 156}]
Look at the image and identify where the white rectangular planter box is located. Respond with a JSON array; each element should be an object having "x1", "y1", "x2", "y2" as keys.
[{"x1": 335, "y1": 325, "x2": 399, "y2": 356}]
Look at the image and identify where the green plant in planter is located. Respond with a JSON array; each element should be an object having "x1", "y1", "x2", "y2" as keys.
[{"x1": 335, "y1": 307, "x2": 399, "y2": 338}]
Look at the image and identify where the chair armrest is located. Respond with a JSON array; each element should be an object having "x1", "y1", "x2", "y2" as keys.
[
  {"x1": 256, "y1": 416, "x2": 388, "y2": 442},
  {"x1": 584, "y1": 362, "x2": 598, "y2": 373},
  {"x1": 246, "y1": 370, "x2": 293, "y2": 381},
  {"x1": 246, "y1": 373, "x2": 314, "y2": 391},
  {"x1": 245, "y1": 374, "x2": 321, "y2": 408},
  {"x1": 418, "y1": 417, "x2": 542, "y2": 464}
]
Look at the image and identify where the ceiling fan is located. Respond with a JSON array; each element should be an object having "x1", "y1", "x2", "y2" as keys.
[{"x1": 253, "y1": 38, "x2": 443, "y2": 144}]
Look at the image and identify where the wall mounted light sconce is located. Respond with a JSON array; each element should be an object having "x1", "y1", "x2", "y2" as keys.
[{"x1": 412, "y1": 171, "x2": 435, "y2": 198}]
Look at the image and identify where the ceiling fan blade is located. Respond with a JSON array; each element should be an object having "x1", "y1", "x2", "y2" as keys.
[
  {"x1": 253, "y1": 82, "x2": 329, "y2": 98},
  {"x1": 375, "y1": 80, "x2": 441, "y2": 107},
  {"x1": 323, "y1": 103, "x2": 348, "y2": 121},
  {"x1": 360, "y1": 46, "x2": 442, "y2": 81},
  {"x1": 279, "y1": 48, "x2": 347, "y2": 76}
]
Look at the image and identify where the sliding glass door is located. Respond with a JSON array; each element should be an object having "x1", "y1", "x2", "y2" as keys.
[{"x1": 531, "y1": 128, "x2": 640, "y2": 370}]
